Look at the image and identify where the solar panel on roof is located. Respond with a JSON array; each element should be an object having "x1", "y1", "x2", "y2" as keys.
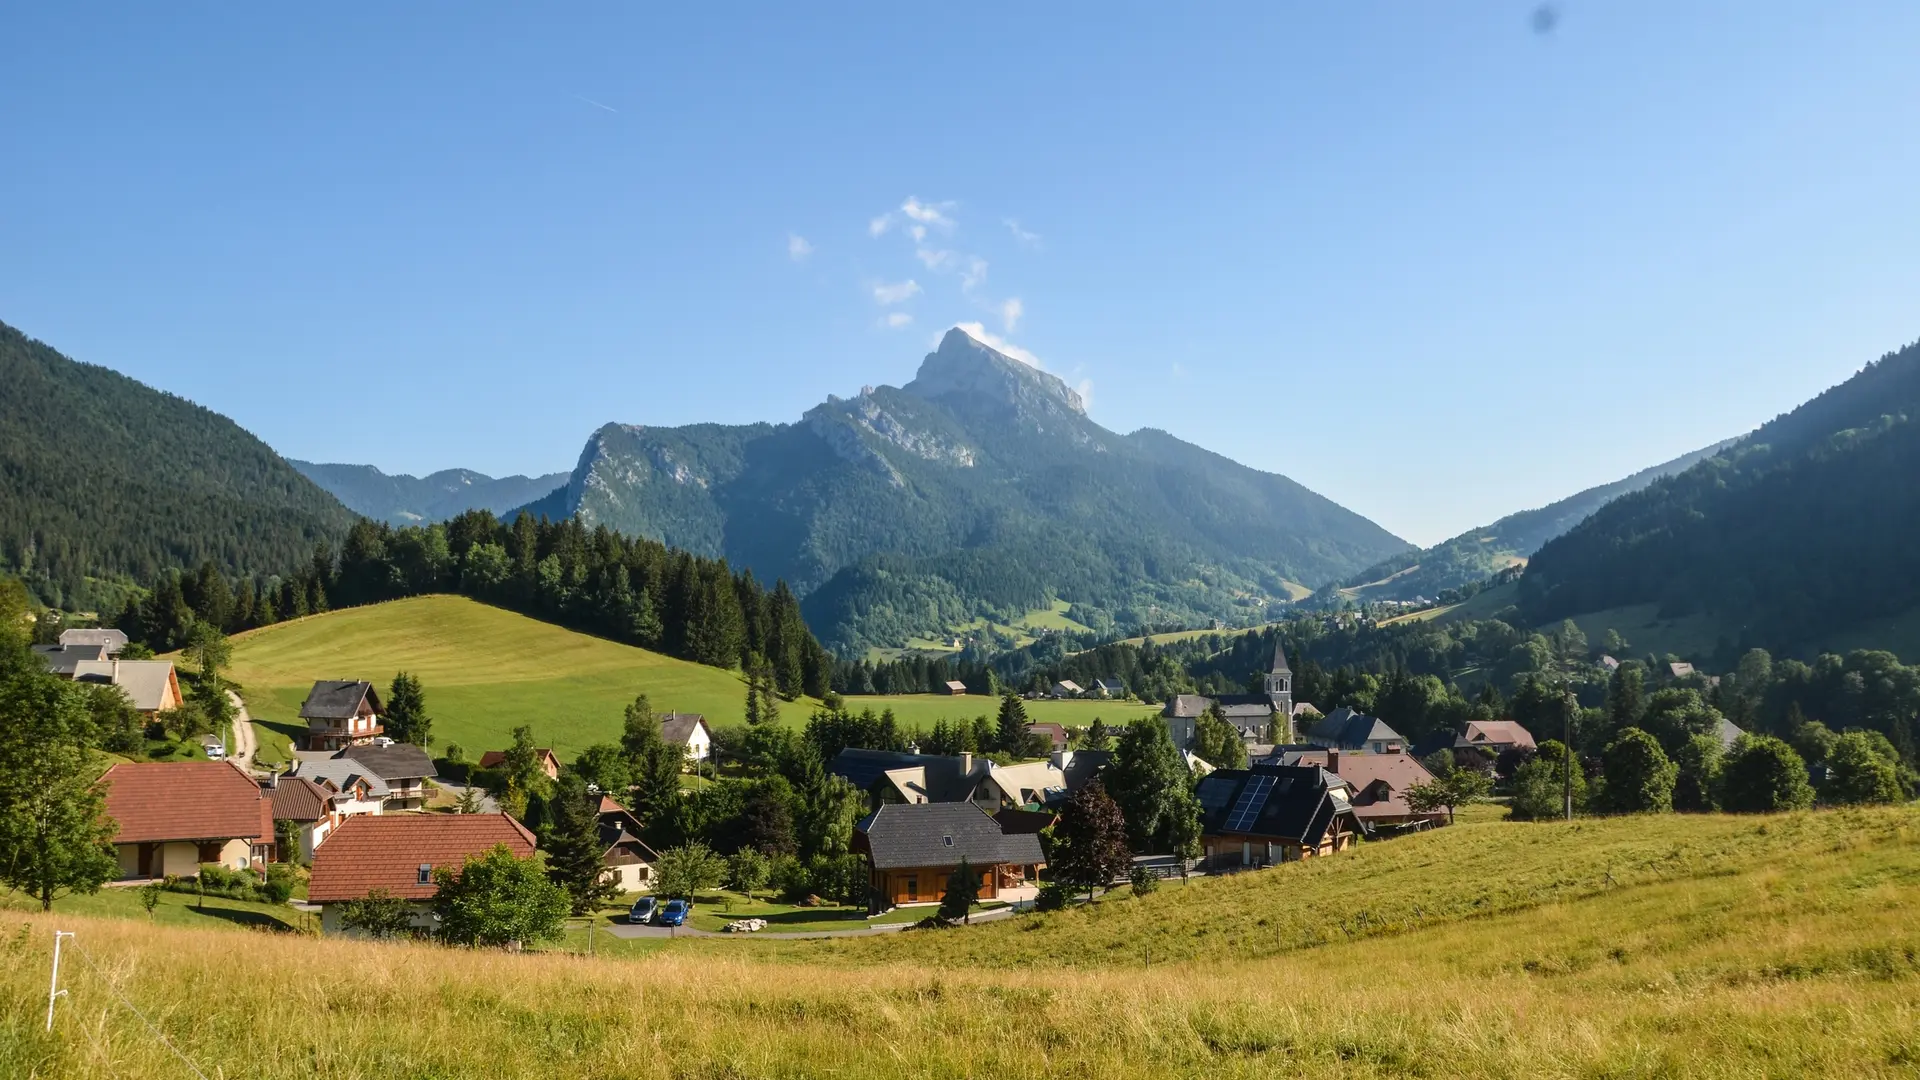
[{"x1": 1224, "y1": 774, "x2": 1275, "y2": 832}]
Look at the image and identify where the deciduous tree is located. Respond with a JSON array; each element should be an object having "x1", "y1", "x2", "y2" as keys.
[
  {"x1": 1051, "y1": 779, "x2": 1131, "y2": 902},
  {"x1": 1717, "y1": 735, "x2": 1815, "y2": 813},
  {"x1": 1598, "y1": 727, "x2": 1677, "y2": 814},
  {"x1": 434, "y1": 844, "x2": 570, "y2": 948}
]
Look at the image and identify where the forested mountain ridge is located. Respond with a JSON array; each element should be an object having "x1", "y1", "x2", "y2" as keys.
[
  {"x1": 1520, "y1": 337, "x2": 1920, "y2": 646},
  {"x1": 1323, "y1": 439, "x2": 1737, "y2": 605},
  {"x1": 519, "y1": 328, "x2": 1411, "y2": 653},
  {"x1": 290, "y1": 460, "x2": 568, "y2": 525},
  {"x1": 0, "y1": 319, "x2": 357, "y2": 609}
]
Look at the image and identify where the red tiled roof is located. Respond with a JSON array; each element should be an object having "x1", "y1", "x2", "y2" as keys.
[
  {"x1": 100, "y1": 761, "x2": 271, "y2": 845},
  {"x1": 1462, "y1": 720, "x2": 1537, "y2": 749},
  {"x1": 1329, "y1": 753, "x2": 1440, "y2": 821},
  {"x1": 307, "y1": 814, "x2": 537, "y2": 902},
  {"x1": 267, "y1": 777, "x2": 333, "y2": 822},
  {"x1": 476, "y1": 749, "x2": 557, "y2": 770}
]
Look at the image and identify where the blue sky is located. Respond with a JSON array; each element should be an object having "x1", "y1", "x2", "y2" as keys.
[{"x1": 3, "y1": 4, "x2": 1917, "y2": 546}]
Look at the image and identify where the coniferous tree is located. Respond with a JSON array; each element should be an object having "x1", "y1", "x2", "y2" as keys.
[
  {"x1": 940, "y1": 857, "x2": 980, "y2": 924},
  {"x1": 1083, "y1": 717, "x2": 1112, "y2": 751},
  {"x1": 994, "y1": 693, "x2": 1030, "y2": 754},
  {"x1": 1103, "y1": 717, "x2": 1189, "y2": 852},
  {"x1": 542, "y1": 774, "x2": 620, "y2": 915},
  {"x1": 385, "y1": 671, "x2": 431, "y2": 747}
]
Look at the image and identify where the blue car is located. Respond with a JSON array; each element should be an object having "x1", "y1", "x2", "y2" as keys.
[
  {"x1": 656, "y1": 899, "x2": 689, "y2": 927},
  {"x1": 627, "y1": 897, "x2": 658, "y2": 925}
]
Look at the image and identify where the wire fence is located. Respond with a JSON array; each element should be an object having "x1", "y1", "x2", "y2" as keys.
[{"x1": 48, "y1": 931, "x2": 217, "y2": 1080}]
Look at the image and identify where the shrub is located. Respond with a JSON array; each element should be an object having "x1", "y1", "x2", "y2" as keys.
[
  {"x1": 1129, "y1": 866, "x2": 1160, "y2": 898},
  {"x1": 1598, "y1": 728, "x2": 1677, "y2": 814},
  {"x1": 262, "y1": 863, "x2": 299, "y2": 903},
  {"x1": 1718, "y1": 736, "x2": 1815, "y2": 813},
  {"x1": 1035, "y1": 883, "x2": 1069, "y2": 912}
]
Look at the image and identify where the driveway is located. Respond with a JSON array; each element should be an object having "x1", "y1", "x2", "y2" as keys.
[
  {"x1": 226, "y1": 690, "x2": 260, "y2": 774},
  {"x1": 598, "y1": 902, "x2": 1025, "y2": 940}
]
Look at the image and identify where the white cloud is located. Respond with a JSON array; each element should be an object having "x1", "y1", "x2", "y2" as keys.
[
  {"x1": 868, "y1": 214, "x2": 893, "y2": 237},
  {"x1": 1000, "y1": 297, "x2": 1023, "y2": 333},
  {"x1": 900, "y1": 196, "x2": 955, "y2": 231},
  {"x1": 880, "y1": 312, "x2": 914, "y2": 329},
  {"x1": 960, "y1": 256, "x2": 988, "y2": 295},
  {"x1": 909, "y1": 224, "x2": 926, "y2": 242},
  {"x1": 1003, "y1": 218, "x2": 1041, "y2": 246},
  {"x1": 872, "y1": 279, "x2": 922, "y2": 305},
  {"x1": 914, "y1": 247, "x2": 954, "y2": 271},
  {"x1": 954, "y1": 322, "x2": 1044, "y2": 369},
  {"x1": 787, "y1": 234, "x2": 813, "y2": 262}
]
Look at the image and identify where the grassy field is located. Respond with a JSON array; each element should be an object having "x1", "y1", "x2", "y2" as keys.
[
  {"x1": 215, "y1": 595, "x2": 1159, "y2": 766},
  {"x1": 214, "y1": 595, "x2": 764, "y2": 763},
  {"x1": 6, "y1": 806, "x2": 1917, "y2": 1077}
]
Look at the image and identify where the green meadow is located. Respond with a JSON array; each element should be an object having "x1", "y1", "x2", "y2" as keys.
[{"x1": 217, "y1": 595, "x2": 1159, "y2": 765}]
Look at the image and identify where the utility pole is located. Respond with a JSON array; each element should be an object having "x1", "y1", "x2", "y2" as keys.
[
  {"x1": 46, "y1": 930, "x2": 74, "y2": 1031},
  {"x1": 1562, "y1": 671, "x2": 1576, "y2": 822}
]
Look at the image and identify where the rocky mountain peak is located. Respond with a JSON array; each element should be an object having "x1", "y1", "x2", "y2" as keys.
[{"x1": 903, "y1": 327, "x2": 1086, "y2": 419}]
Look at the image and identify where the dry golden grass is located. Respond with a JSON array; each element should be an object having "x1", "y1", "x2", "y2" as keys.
[{"x1": 5, "y1": 807, "x2": 1918, "y2": 1078}]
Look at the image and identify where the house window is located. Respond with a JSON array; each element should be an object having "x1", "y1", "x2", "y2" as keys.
[
  {"x1": 905, "y1": 875, "x2": 919, "y2": 902},
  {"x1": 942, "y1": 834, "x2": 954, "y2": 847},
  {"x1": 417, "y1": 863, "x2": 432, "y2": 885}
]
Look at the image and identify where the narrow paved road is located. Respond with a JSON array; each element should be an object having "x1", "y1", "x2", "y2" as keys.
[{"x1": 226, "y1": 689, "x2": 259, "y2": 774}]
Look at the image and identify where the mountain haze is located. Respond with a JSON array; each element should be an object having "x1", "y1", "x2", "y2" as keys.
[
  {"x1": 1325, "y1": 439, "x2": 1738, "y2": 604},
  {"x1": 522, "y1": 328, "x2": 1411, "y2": 651},
  {"x1": 0, "y1": 319, "x2": 355, "y2": 608},
  {"x1": 290, "y1": 461, "x2": 568, "y2": 525}
]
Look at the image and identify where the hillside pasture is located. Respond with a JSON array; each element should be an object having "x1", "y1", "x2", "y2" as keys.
[{"x1": 7, "y1": 806, "x2": 1918, "y2": 1078}]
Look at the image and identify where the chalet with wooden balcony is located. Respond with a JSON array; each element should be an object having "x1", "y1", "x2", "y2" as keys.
[{"x1": 299, "y1": 680, "x2": 385, "y2": 751}]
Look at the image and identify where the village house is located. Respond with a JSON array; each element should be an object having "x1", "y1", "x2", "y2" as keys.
[
  {"x1": 1164, "y1": 640, "x2": 1296, "y2": 749},
  {"x1": 662, "y1": 713, "x2": 712, "y2": 763},
  {"x1": 337, "y1": 743, "x2": 437, "y2": 811},
  {"x1": 478, "y1": 747, "x2": 561, "y2": 781},
  {"x1": 832, "y1": 747, "x2": 1107, "y2": 812},
  {"x1": 1456, "y1": 720, "x2": 1536, "y2": 755},
  {"x1": 265, "y1": 774, "x2": 348, "y2": 862},
  {"x1": 1091, "y1": 678, "x2": 1125, "y2": 699},
  {"x1": 1026, "y1": 722, "x2": 1068, "y2": 753},
  {"x1": 1049, "y1": 679, "x2": 1084, "y2": 698},
  {"x1": 60, "y1": 627, "x2": 128, "y2": 653},
  {"x1": 101, "y1": 761, "x2": 274, "y2": 879},
  {"x1": 34, "y1": 641, "x2": 110, "y2": 677},
  {"x1": 1323, "y1": 749, "x2": 1447, "y2": 832},
  {"x1": 596, "y1": 796, "x2": 659, "y2": 894},
  {"x1": 43, "y1": 656, "x2": 185, "y2": 718},
  {"x1": 299, "y1": 680, "x2": 385, "y2": 751},
  {"x1": 290, "y1": 757, "x2": 389, "y2": 817},
  {"x1": 307, "y1": 813, "x2": 537, "y2": 937},
  {"x1": 1306, "y1": 706, "x2": 1406, "y2": 754},
  {"x1": 852, "y1": 802, "x2": 1044, "y2": 913},
  {"x1": 943, "y1": 680, "x2": 969, "y2": 696},
  {"x1": 1195, "y1": 763, "x2": 1361, "y2": 870}
]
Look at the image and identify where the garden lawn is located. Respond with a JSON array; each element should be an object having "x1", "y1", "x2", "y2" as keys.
[{"x1": 2, "y1": 883, "x2": 309, "y2": 935}]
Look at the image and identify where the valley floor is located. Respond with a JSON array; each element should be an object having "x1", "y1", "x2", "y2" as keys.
[{"x1": 6, "y1": 806, "x2": 1917, "y2": 1078}]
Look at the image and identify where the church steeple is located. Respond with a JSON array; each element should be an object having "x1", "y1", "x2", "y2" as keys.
[{"x1": 1263, "y1": 633, "x2": 1293, "y2": 722}]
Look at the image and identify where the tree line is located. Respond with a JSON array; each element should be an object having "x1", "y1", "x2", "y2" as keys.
[{"x1": 112, "y1": 512, "x2": 838, "y2": 695}]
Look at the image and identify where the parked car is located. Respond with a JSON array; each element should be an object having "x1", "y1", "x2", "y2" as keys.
[
  {"x1": 627, "y1": 897, "x2": 658, "y2": 925},
  {"x1": 656, "y1": 899, "x2": 689, "y2": 927}
]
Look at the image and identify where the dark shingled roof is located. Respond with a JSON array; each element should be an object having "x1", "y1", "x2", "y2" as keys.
[
  {"x1": 34, "y1": 642, "x2": 110, "y2": 676},
  {"x1": 337, "y1": 742, "x2": 436, "y2": 781},
  {"x1": 661, "y1": 713, "x2": 708, "y2": 744},
  {"x1": 830, "y1": 747, "x2": 982, "y2": 803},
  {"x1": 1195, "y1": 764, "x2": 1357, "y2": 846},
  {"x1": 855, "y1": 802, "x2": 1045, "y2": 870},
  {"x1": 300, "y1": 680, "x2": 381, "y2": 720},
  {"x1": 1307, "y1": 706, "x2": 1405, "y2": 751}
]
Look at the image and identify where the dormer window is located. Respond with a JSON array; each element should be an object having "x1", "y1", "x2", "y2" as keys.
[
  {"x1": 417, "y1": 863, "x2": 432, "y2": 885},
  {"x1": 943, "y1": 834, "x2": 954, "y2": 847}
]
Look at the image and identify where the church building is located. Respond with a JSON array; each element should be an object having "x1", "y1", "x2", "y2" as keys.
[{"x1": 1163, "y1": 637, "x2": 1296, "y2": 750}]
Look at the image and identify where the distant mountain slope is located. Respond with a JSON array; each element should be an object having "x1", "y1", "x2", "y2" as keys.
[
  {"x1": 289, "y1": 460, "x2": 568, "y2": 525},
  {"x1": 0, "y1": 319, "x2": 356, "y2": 607},
  {"x1": 520, "y1": 328, "x2": 1411, "y2": 652},
  {"x1": 1520, "y1": 337, "x2": 1920, "y2": 646},
  {"x1": 1325, "y1": 440, "x2": 1737, "y2": 604}
]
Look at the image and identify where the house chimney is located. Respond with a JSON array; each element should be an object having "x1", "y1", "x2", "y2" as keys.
[
  {"x1": 958, "y1": 752, "x2": 973, "y2": 775},
  {"x1": 1326, "y1": 749, "x2": 1340, "y2": 776}
]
